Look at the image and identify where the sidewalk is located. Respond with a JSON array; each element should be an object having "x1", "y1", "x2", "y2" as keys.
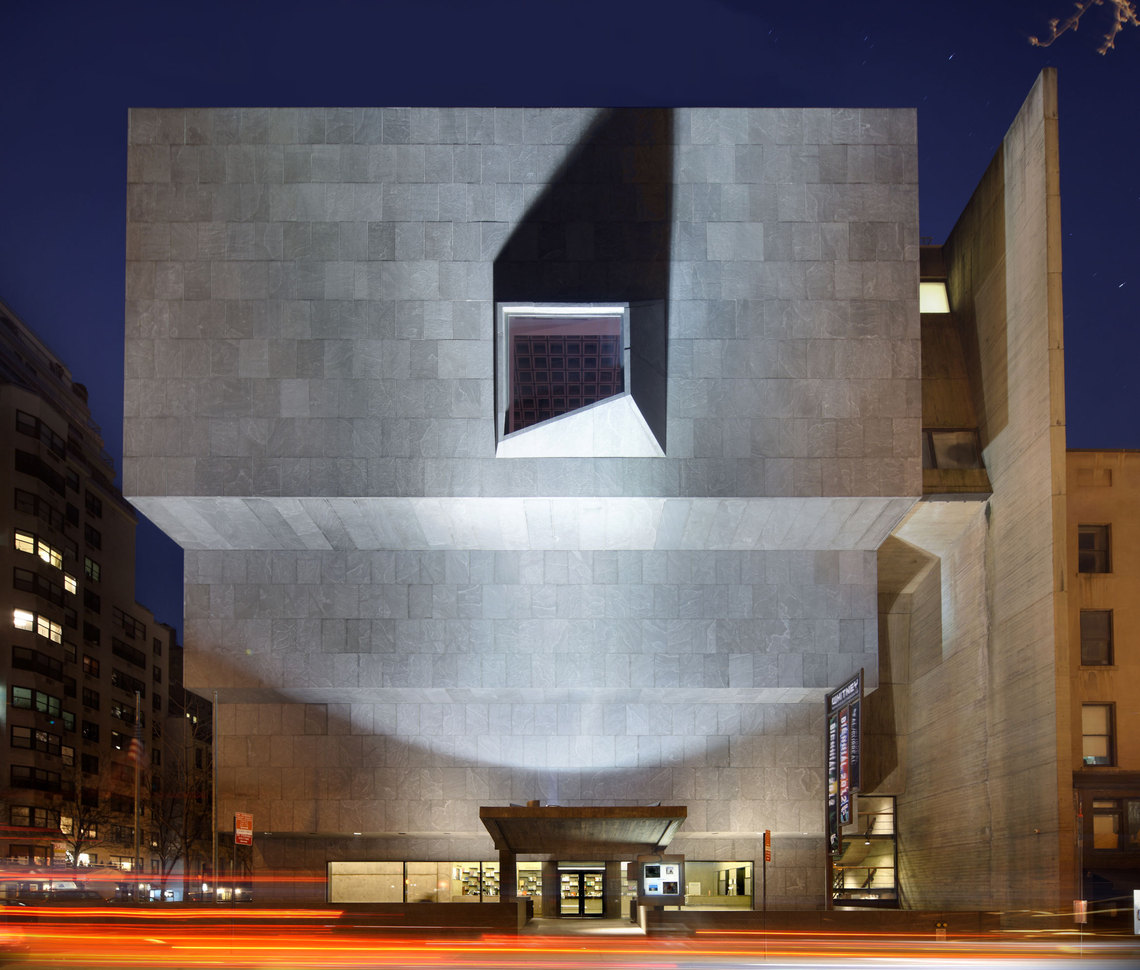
[{"x1": 520, "y1": 916, "x2": 645, "y2": 936}]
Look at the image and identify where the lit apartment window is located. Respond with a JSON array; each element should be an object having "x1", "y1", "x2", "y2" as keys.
[
  {"x1": 13, "y1": 609, "x2": 34, "y2": 632},
  {"x1": 13, "y1": 529, "x2": 64, "y2": 571},
  {"x1": 1078, "y1": 525, "x2": 1111, "y2": 574},
  {"x1": 82, "y1": 655, "x2": 100, "y2": 677},
  {"x1": 1082, "y1": 703, "x2": 1115, "y2": 766},
  {"x1": 39, "y1": 615, "x2": 62, "y2": 643},
  {"x1": 1080, "y1": 610, "x2": 1113, "y2": 666},
  {"x1": 63, "y1": 573, "x2": 76, "y2": 595}
]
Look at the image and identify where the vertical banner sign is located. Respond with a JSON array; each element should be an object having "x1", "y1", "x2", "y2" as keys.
[
  {"x1": 235, "y1": 812, "x2": 253, "y2": 846},
  {"x1": 763, "y1": 829, "x2": 771, "y2": 863},
  {"x1": 827, "y1": 714, "x2": 839, "y2": 852},
  {"x1": 838, "y1": 706, "x2": 852, "y2": 826},
  {"x1": 825, "y1": 670, "x2": 863, "y2": 854}
]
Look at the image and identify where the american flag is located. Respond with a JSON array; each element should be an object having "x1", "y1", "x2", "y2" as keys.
[{"x1": 128, "y1": 721, "x2": 145, "y2": 766}]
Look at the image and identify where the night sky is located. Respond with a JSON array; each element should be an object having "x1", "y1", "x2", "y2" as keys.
[{"x1": 2, "y1": 1, "x2": 1137, "y2": 639}]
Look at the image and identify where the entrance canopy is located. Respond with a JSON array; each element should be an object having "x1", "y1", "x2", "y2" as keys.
[{"x1": 479, "y1": 804, "x2": 686, "y2": 857}]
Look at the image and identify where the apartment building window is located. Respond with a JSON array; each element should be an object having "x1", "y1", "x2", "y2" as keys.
[
  {"x1": 84, "y1": 491, "x2": 102, "y2": 518},
  {"x1": 110, "y1": 701, "x2": 143, "y2": 727},
  {"x1": 1082, "y1": 703, "x2": 1115, "y2": 766},
  {"x1": 11, "y1": 686, "x2": 61, "y2": 717},
  {"x1": 112, "y1": 607, "x2": 146, "y2": 642},
  {"x1": 11, "y1": 645, "x2": 63, "y2": 681},
  {"x1": 84, "y1": 557, "x2": 100, "y2": 582},
  {"x1": 61, "y1": 745, "x2": 74, "y2": 767},
  {"x1": 81, "y1": 720, "x2": 99, "y2": 742},
  {"x1": 14, "y1": 410, "x2": 66, "y2": 458},
  {"x1": 83, "y1": 589, "x2": 101, "y2": 614},
  {"x1": 8, "y1": 805, "x2": 60, "y2": 830},
  {"x1": 83, "y1": 524, "x2": 101, "y2": 550},
  {"x1": 152, "y1": 637, "x2": 162, "y2": 656},
  {"x1": 82, "y1": 654, "x2": 100, "y2": 677},
  {"x1": 1080, "y1": 610, "x2": 1114, "y2": 666},
  {"x1": 13, "y1": 529, "x2": 64, "y2": 570},
  {"x1": 13, "y1": 609, "x2": 63, "y2": 643},
  {"x1": 1078, "y1": 525, "x2": 1111, "y2": 574},
  {"x1": 12, "y1": 567, "x2": 65, "y2": 606},
  {"x1": 81, "y1": 687, "x2": 100, "y2": 710},
  {"x1": 83, "y1": 622, "x2": 100, "y2": 645},
  {"x1": 80, "y1": 754, "x2": 98, "y2": 774},
  {"x1": 11, "y1": 725, "x2": 62, "y2": 757},
  {"x1": 110, "y1": 667, "x2": 146, "y2": 699},
  {"x1": 1090, "y1": 799, "x2": 1140, "y2": 851},
  {"x1": 112, "y1": 637, "x2": 146, "y2": 668},
  {"x1": 10, "y1": 765, "x2": 61, "y2": 792}
]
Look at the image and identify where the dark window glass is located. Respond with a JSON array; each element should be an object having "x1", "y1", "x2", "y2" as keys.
[
  {"x1": 1078, "y1": 525, "x2": 1111, "y2": 574},
  {"x1": 1080, "y1": 610, "x2": 1113, "y2": 666}
]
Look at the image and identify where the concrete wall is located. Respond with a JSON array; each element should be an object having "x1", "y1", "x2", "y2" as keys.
[
  {"x1": 123, "y1": 106, "x2": 921, "y2": 908},
  {"x1": 882, "y1": 70, "x2": 1068, "y2": 910}
]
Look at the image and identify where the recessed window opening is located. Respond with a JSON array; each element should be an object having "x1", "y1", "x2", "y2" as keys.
[
  {"x1": 497, "y1": 303, "x2": 629, "y2": 439},
  {"x1": 921, "y1": 429, "x2": 983, "y2": 470}
]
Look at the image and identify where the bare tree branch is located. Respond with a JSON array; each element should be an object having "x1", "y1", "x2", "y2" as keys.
[{"x1": 1031, "y1": 0, "x2": 1140, "y2": 54}]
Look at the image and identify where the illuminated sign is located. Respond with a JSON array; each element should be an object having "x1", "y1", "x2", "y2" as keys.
[{"x1": 825, "y1": 671, "x2": 863, "y2": 854}]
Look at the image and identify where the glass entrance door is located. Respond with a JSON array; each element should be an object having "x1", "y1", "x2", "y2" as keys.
[{"x1": 559, "y1": 867, "x2": 605, "y2": 916}]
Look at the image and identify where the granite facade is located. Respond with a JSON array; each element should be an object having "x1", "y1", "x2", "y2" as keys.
[{"x1": 124, "y1": 107, "x2": 921, "y2": 907}]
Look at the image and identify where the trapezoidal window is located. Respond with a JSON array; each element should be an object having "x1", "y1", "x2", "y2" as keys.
[{"x1": 501, "y1": 305, "x2": 627, "y2": 436}]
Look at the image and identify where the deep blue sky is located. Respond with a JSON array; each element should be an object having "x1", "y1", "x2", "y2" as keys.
[{"x1": 2, "y1": 1, "x2": 1137, "y2": 639}]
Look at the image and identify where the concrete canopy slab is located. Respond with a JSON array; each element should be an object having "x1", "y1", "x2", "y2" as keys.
[{"x1": 479, "y1": 804, "x2": 686, "y2": 857}]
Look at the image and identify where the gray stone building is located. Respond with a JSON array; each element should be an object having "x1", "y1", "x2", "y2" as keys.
[{"x1": 123, "y1": 71, "x2": 1070, "y2": 913}]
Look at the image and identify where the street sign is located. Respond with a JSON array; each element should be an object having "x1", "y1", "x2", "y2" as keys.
[{"x1": 235, "y1": 811, "x2": 253, "y2": 846}]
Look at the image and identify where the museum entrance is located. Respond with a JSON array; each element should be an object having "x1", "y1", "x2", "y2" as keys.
[{"x1": 558, "y1": 863, "x2": 605, "y2": 916}]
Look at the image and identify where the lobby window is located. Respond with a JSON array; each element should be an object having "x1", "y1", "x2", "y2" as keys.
[
  {"x1": 1078, "y1": 525, "x2": 1111, "y2": 574},
  {"x1": 1080, "y1": 610, "x2": 1113, "y2": 666},
  {"x1": 496, "y1": 303, "x2": 628, "y2": 437},
  {"x1": 1082, "y1": 703, "x2": 1115, "y2": 766}
]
